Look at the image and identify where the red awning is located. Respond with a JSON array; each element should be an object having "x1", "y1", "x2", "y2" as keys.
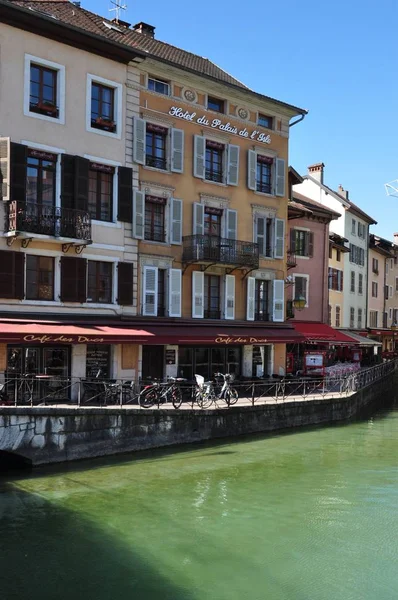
[
  {"x1": 292, "y1": 322, "x2": 355, "y2": 345},
  {"x1": 369, "y1": 329, "x2": 394, "y2": 337},
  {"x1": 0, "y1": 321, "x2": 304, "y2": 345}
]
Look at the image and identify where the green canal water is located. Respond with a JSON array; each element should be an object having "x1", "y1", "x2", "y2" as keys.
[{"x1": 1, "y1": 401, "x2": 398, "y2": 600}]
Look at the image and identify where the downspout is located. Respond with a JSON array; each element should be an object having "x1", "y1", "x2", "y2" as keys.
[
  {"x1": 289, "y1": 113, "x2": 307, "y2": 128},
  {"x1": 322, "y1": 221, "x2": 327, "y2": 324}
]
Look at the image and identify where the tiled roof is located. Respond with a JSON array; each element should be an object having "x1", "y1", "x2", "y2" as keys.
[
  {"x1": 11, "y1": 1, "x2": 248, "y2": 88},
  {"x1": 7, "y1": 1, "x2": 307, "y2": 113}
]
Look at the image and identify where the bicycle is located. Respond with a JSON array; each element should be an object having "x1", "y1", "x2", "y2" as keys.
[
  {"x1": 195, "y1": 372, "x2": 239, "y2": 408},
  {"x1": 139, "y1": 377, "x2": 186, "y2": 409}
]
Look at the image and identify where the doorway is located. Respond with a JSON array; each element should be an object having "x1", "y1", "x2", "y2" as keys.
[{"x1": 142, "y1": 345, "x2": 164, "y2": 381}]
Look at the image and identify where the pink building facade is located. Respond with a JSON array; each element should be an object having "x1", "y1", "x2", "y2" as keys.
[{"x1": 287, "y1": 191, "x2": 339, "y2": 323}]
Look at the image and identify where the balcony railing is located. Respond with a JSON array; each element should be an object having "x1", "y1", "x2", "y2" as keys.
[
  {"x1": 183, "y1": 235, "x2": 259, "y2": 269},
  {"x1": 204, "y1": 309, "x2": 221, "y2": 319},
  {"x1": 254, "y1": 312, "x2": 270, "y2": 322},
  {"x1": 5, "y1": 201, "x2": 92, "y2": 242},
  {"x1": 287, "y1": 249, "x2": 297, "y2": 269},
  {"x1": 146, "y1": 155, "x2": 167, "y2": 170}
]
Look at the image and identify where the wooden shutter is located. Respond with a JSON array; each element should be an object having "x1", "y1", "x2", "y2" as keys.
[
  {"x1": 256, "y1": 216, "x2": 266, "y2": 255},
  {"x1": 308, "y1": 231, "x2": 314, "y2": 257},
  {"x1": 60, "y1": 257, "x2": 87, "y2": 302},
  {"x1": 171, "y1": 128, "x2": 184, "y2": 173},
  {"x1": 273, "y1": 280, "x2": 284, "y2": 322},
  {"x1": 193, "y1": 135, "x2": 205, "y2": 179},
  {"x1": 170, "y1": 198, "x2": 183, "y2": 245},
  {"x1": 143, "y1": 266, "x2": 158, "y2": 316},
  {"x1": 0, "y1": 251, "x2": 25, "y2": 299},
  {"x1": 274, "y1": 218, "x2": 285, "y2": 259},
  {"x1": 290, "y1": 228, "x2": 296, "y2": 252},
  {"x1": 275, "y1": 158, "x2": 286, "y2": 197},
  {"x1": 192, "y1": 270, "x2": 204, "y2": 318},
  {"x1": 193, "y1": 202, "x2": 204, "y2": 235},
  {"x1": 226, "y1": 209, "x2": 237, "y2": 240},
  {"x1": 75, "y1": 156, "x2": 89, "y2": 212},
  {"x1": 133, "y1": 190, "x2": 145, "y2": 239},
  {"x1": 61, "y1": 154, "x2": 75, "y2": 210},
  {"x1": 225, "y1": 274, "x2": 235, "y2": 320},
  {"x1": 246, "y1": 276, "x2": 255, "y2": 321},
  {"x1": 10, "y1": 143, "x2": 27, "y2": 203},
  {"x1": 0, "y1": 137, "x2": 10, "y2": 202},
  {"x1": 117, "y1": 262, "x2": 133, "y2": 305},
  {"x1": 248, "y1": 150, "x2": 256, "y2": 190},
  {"x1": 227, "y1": 144, "x2": 240, "y2": 186},
  {"x1": 169, "y1": 268, "x2": 182, "y2": 317},
  {"x1": 133, "y1": 117, "x2": 146, "y2": 165},
  {"x1": 117, "y1": 166, "x2": 132, "y2": 222}
]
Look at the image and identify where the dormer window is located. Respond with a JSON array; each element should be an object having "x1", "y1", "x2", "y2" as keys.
[
  {"x1": 207, "y1": 96, "x2": 224, "y2": 113},
  {"x1": 148, "y1": 76, "x2": 170, "y2": 96}
]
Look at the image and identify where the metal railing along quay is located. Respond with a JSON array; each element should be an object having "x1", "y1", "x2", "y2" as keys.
[{"x1": 0, "y1": 360, "x2": 396, "y2": 409}]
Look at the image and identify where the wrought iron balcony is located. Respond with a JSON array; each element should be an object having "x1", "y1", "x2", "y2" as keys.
[
  {"x1": 254, "y1": 312, "x2": 271, "y2": 322},
  {"x1": 182, "y1": 235, "x2": 259, "y2": 269},
  {"x1": 287, "y1": 249, "x2": 297, "y2": 269},
  {"x1": 5, "y1": 201, "x2": 92, "y2": 242}
]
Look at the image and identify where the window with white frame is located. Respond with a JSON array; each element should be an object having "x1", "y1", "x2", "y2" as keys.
[
  {"x1": 253, "y1": 213, "x2": 285, "y2": 259},
  {"x1": 389, "y1": 307, "x2": 393, "y2": 320},
  {"x1": 395, "y1": 277, "x2": 398, "y2": 292},
  {"x1": 293, "y1": 275, "x2": 309, "y2": 307},
  {"x1": 142, "y1": 265, "x2": 182, "y2": 317},
  {"x1": 133, "y1": 117, "x2": 184, "y2": 174},
  {"x1": 24, "y1": 54, "x2": 65, "y2": 124},
  {"x1": 86, "y1": 74, "x2": 122, "y2": 138},
  {"x1": 386, "y1": 260, "x2": 389, "y2": 274},
  {"x1": 358, "y1": 222, "x2": 366, "y2": 238},
  {"x1": 372, "y1": 282, "x2": 378, "y2": 297},
  {"x1": 248, "y1": 151, "x2": 285, "y2": 197},
  {"x1": 192, "y1": 135, "x2": 239, "y2": 185},
  {"x1": 358, "y1": 273, "x2": 363, "y2": 295},
  {"x1": 350, "y1": 307, "x2": 355, "y2": 328},
  {"x1": 335, "y1": 305, "x2": 341, "y2": 327},
  {"x1": 132, "y1": 190, "x2": 182, "y2": 245},
  {"x1": 148, "y1": 76, "x2": 170, "y2": 96}
]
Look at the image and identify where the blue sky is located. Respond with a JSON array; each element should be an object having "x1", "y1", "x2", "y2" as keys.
[{"x1": 85, "y1": 0, "x2": 398, "y2": 239}]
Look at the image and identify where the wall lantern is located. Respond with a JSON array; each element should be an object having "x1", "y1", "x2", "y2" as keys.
[{"x1": 292, "y1": 296, "x2": 306, "y2": 311}]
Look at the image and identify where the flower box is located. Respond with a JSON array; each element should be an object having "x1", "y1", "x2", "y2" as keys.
[{"x1": 92, "y1": 117, "x2": 116, "y2": 133}]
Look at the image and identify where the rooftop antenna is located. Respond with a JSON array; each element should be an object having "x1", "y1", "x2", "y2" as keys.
[
  {"x1": 109, "y1": 0, "x2": 127, "y2": 24},
  {"x1": 385, "y1": 180, "x2": 398, "y2": 198}
]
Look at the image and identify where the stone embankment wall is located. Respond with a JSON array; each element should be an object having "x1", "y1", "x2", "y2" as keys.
[{"x1": 0, "y1": 372, "x2": 396, "y2": 466}]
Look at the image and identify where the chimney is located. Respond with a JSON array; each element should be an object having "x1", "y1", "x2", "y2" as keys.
[
  {"x1": 111, "y1": 17, "x2": 131, "y2": 29},
  {"x1": 133, "y1": 22, "x2": 155, "y2": 38},
  {"x1": 308, "y1": 162, "x2": 324, "y2": 184},
  {"x1": 338, "y1": 184, "x2": 349, "y2": 200}
]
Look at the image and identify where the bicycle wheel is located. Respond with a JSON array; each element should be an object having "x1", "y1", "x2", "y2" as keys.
[
  {"x1": 224, "y1": 387, "x2": 239, "y2": 407},
  {"x1": 171, "y1": 385, "x2": 183, "y2": 409},
  {"x1": 196, "y1": 389, "x2": 214, "y2": 409},
  {"x1": 139, "y1": 387, "x2": 158, "y2": 408}
]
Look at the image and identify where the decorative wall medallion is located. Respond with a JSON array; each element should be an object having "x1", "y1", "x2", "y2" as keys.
[
  {"x1": 237, "y1": 106, "x2": 249, "y2": 120},
  {"x1": 183, "y1": 88, "x2": 197, "y2": 103}
]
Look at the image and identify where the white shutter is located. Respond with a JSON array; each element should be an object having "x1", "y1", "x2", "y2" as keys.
[
  {"x1": 224, "y1": 274, "x2": 235, "y2": 320},
  {"x1": 169, "y1": 268, "x2": 182, "y2": 317},
  {"x1": 143, "y1": 266, "x2": 158, "y2": 316},
  {"x1": 193, "y1": 202, "x2": 204, "y2": 235},
  {"x1": 248, "y1": 150, "x2": 257, "y2": 190},
  {"x1": 171, "y1": 128, "x2": 184, "y2": 173},
  {"x1": 193, "y1": 135, "x2": 205, "y2": 179},
  {"x1": 170, "y1": 198, "x2": 183, "y2": 245},
  {"x1": 227, "y1": 144, "x2": 240, "y2": 186},
  {"x1": 247, "y1": 276, "x2": 255, "y2": 321},
  {"x1": 0, "y1": 137, "x2": 10, "y2": 202},
  {"x1": 192, "y1": 270, "x2": 204, "y2": 318},
  {"x1": 226, "y1": 209, "x2": 237, "y2": 240},
  {"x1": 133, "y1": 117, "x2": 146, "y2": 165},
  {"x1": 256, "y1": 216, "x2": 266, "y2": 255},
  {"x1": 274, "y1": 218, "x2": 285, "y2": 259},
  {"x1": 275, "y1": 158, "x2": 285, "y2": 197},
  {"x1": 133, "y1": 190, "x2": 145, "y2": 239},
  {"x1": 273, "y1": 280, "x2": 285, "y2": 323}
]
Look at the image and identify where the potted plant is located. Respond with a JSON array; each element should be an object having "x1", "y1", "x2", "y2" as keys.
[{"x1": 93, "y1": 116, "x2": 116, "y2": 132}]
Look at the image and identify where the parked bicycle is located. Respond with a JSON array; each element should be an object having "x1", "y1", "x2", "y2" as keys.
[
  {"x1": 195, "y1": 372, "x2": 239, "y2": 408},
  {"x1": 139, "y1": 377, "x2": 186, "y2": 409}
]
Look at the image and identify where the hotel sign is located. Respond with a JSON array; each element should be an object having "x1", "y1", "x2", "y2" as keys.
[{"x1": 169, "y1": 106, "x2": 272, "y2": 144}]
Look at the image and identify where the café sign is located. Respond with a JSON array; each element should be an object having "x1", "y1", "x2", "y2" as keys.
[
  {"x1": 23, "y1": 334, "x2": 105, "y2": 344},
  {"x1": 169, "y1": 106, "x2": 272, "y2": 144},
  {"x1": 215, "y1": 336, "x2": 268, "y2": 345}
]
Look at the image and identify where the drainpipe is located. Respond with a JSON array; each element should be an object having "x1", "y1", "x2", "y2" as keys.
[
  {"x1": 289, "y1": 113, "x2": 307, "y2": 128},
  {"x1": 322, "y1": 221, "x2": 327, "y2": 323}
]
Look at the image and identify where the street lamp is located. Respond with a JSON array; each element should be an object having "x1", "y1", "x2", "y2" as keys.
[{"x1": 292, "y1": 295, "x2": 306, "y2": 311}]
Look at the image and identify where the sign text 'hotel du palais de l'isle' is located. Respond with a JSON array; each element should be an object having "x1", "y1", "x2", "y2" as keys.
[{"x1": 169, "y1": 107, "x2": 272, "y2": 144}]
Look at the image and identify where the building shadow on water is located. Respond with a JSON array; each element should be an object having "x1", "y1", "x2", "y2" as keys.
[{"x1": 0, "y1": 483, "x2": 195, "y2": 600}]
